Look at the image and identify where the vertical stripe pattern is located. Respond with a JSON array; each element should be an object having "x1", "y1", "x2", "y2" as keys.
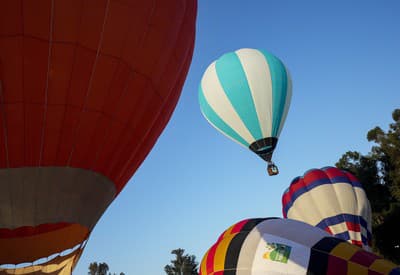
[
  {"x1": 199, "y1": 48, "x2": 292, "y2": 161},
  {"x1": 200, "y1": 218, "x2": 271, "y2": 275},
  {"x1": 200, "y1": 218, "x2": 399, "y2": 275},
  {"x1": 282, "y1": 166, "x2": 372, "y2": 250},
  {"x1": 259, "y1": 50, "x2": 288, "y2": 137}
]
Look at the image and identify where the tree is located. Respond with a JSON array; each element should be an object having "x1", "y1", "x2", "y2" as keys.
[
  {"x1": 367, "y1": 109, "x2": 400, "y2": 201},
  {"x1": 165, "y1": 248, "x2": 199, "y2": 275},
  {"x1": 336, "y1": 108, "x2": 400, "y2": 263},
  {"x1": 336, "y1": 151, "x2": 393, "y2": 217},
  {"x1": 88, "y1": 262, "x2": 99, "y2": 275},
  {"x1": 373, "y1": 204, "x2": 400, "y2": 263},
  {"x1": 98, "y1": 263, "x2": 109, "y2": 275},
  {"x1": 88, "y1": 262, "x2": 124, "y2": 275}
]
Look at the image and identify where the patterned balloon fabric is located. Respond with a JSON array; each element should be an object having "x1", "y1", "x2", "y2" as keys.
[
  {"x1": 199, "y1": 48, "x2": 292, "y2": 165},
  {"x1": 282, "y1": 167, "x2": 372, "y2": 250},
  {"x1": 200, "y1": 218, "x2": 400, "y2": 275}
]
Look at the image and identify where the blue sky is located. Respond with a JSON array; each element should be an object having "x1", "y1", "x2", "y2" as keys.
[{"x1": 74, "y1": 1, "x2": 400, "y2": 274}]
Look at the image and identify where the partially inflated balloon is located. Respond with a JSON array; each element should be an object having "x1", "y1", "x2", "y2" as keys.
[
  {"x1": 200, "y1": 218, "x2": 399, "y2": 275},
  {"x1": 0, "y1": 0, "x2": 197, "y2": 273},
  {"x1": 199, "y1": 48, "x2": 292, "y2": 175},
  {"x1": 282, "y1": 167, "x2": 372, "y2": 250}
]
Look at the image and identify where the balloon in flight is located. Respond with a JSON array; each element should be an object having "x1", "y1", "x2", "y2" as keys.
[
  {"x1": 282, "y1": 166, "x2": 372, "y2": 250},
  {"x1": 199, "y1": 48, "x2": 292, "y2": 175},
  {"x1": 0, "y1": 0, "x2": 197, "y2": 273}
]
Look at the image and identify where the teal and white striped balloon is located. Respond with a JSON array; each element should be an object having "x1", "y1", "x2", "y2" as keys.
[{"x1": 199, "y1": 48, "x2": 292, "y2": 168}]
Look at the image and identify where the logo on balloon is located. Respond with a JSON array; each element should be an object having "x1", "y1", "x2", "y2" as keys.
[{"x1": 263, "y1": 242, "x2": 291, "y2": 263}]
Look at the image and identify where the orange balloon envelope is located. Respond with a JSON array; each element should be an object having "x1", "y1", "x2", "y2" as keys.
[{"x1": 0, "y1": 0, "x2": 197, "y2": 273}]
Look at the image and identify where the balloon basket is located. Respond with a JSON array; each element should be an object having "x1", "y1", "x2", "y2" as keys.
[{"x1": 267, "y1": 163, "x2": 279, "y2": 176}]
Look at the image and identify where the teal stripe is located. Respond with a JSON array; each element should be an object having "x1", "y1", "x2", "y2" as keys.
[
  {"x1": 214, "y1": 52, "x2": 263, "y2": 141},
  {"x1": 199, "y1": 87, "x2": 249, "y2": 147},
  {"x1": 260, "y1": 50, "x2": 288, "y2": 137}
]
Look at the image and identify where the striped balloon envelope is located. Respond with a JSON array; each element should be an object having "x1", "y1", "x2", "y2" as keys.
[
  {"x1": 282, "y1": 167, "x2": 372, "y2": 250},
  {"x1": 200, "y1": 218, "x2": 399, "y2": 275},
  {"x1": 198, "y1": 48, "x2": 292, "y2": 175}
]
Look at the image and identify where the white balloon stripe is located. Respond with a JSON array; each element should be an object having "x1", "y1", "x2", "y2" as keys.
[
  {"x1": 331, "y1": 182, "x2": 358, "y2": 219},
  {"x1": 287, "y1": 184, "x2": 345, "y2": 226},
  {"x1": 278, "y1": 67, "x2": 292, "y2": 136},
  {"x1": 201, "y1": 62, "x2": 255, "y2": 144},
  {"x1": 355, "y1": 188, "x2": 373, "y2": 233},
  {"x1": 200, "y1": 108, "x2": 248, "y2": 149},
  {"x1": 236, "y1": 48, "x2": 273, "y2": 138}
]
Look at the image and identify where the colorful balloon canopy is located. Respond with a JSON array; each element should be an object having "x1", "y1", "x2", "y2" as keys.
[
  {"x1": 282, "y1": 167, "x2": 372, "y2": 250},
  {"x1": 198, "y1": 48, "x2": 292, "y2": 174},
  {"x1": 200, "y1": 218, "x2": 399, "y2": 275},
  {"x1": 0, "y1": 0, "x2": 197, "y2": 272}
]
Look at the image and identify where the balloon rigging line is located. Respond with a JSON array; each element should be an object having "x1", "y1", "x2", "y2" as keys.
[
  {"x1": 67, "y1": 0, "x2": 111, "y2": 166},
  {"x1": 39, "y1": 0, "x2": 54, "y2": 166},
  {"x1": 115, "y1": 4, "x2": 195, "y2": 183}
]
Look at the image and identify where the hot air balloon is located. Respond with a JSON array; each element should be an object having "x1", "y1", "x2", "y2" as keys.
[
  {"x1": 200, "y1": 218, "x2": 399, "y2": 275},
  {"x1": 198, "y1": 48, "x2": 292, "y2": 176},
  {"x1": 282, "y1": 167, "x2": 372, "y2": 250},
  {"x1": 0, "y1": 0, "x2": 197, "y2": 273}
]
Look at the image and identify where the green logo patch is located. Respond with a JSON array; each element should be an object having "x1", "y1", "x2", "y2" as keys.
[{"x1": 262, "y1": 242, "x2": 292, "y2": 263}]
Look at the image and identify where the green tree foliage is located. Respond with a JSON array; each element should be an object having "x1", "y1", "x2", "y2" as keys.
[
  {"x1": 367, "y1": 109, "x2": 400, "y2": 201},
  {"x1": 336, "y1": 108, "x2": 400, "y2": 263},
  {"x1": 88, "y1": 262, "x2": 109, "y2": 275},
  {"x1": 88, "y1": 262, "x2": 99, "y2": 275},
  {"x1": 336, "y1": 151, "x2": 393, "y2": 216},
  {"x1": 88, "y1": 262, "x2": 124, "y2": 275},
  {"x1": 165, "y1": 248, "x2": 199, "y2": 275},
  {"x1": 373, "y1": 204, "x2": 400, "y2": 263}
]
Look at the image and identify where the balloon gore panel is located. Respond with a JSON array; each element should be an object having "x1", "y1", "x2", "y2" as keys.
[{"x1": 0, "y1": 0, "x2": 197, "y2": 269}]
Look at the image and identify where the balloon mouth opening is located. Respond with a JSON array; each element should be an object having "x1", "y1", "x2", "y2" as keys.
[
  {"x1": 0, "y1": 240, "x2": 85, "y2": 270},
  {"x1": 249, "y1": 137, "x2": 278, "y2": 162},
  {"x1": 0, "y1": 223, "x2": 89, "y2": 268}
]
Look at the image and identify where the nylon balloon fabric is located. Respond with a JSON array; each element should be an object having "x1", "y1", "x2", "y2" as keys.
[
  {"x1": 199, "y1": 218, "x2": 399, "y2": 275},
  {"x1": 198, "y1": 48, "x2": 292, "y2": 164},
  {"x1": 0, "y1": 0, "x2": 197, "y2": 272},
  {"x1": 282, "y1": 166, "x2": 372, "y2": 250}
]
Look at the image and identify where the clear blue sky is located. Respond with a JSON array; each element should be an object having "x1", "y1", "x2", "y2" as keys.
[{"x1": 74, "y1": 1, "x2": 400, "y2": 274}]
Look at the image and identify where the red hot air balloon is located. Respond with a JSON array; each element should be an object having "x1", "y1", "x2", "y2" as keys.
[{"x1": 0, "y1": 0, "x2": 197, "y2": 273}]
